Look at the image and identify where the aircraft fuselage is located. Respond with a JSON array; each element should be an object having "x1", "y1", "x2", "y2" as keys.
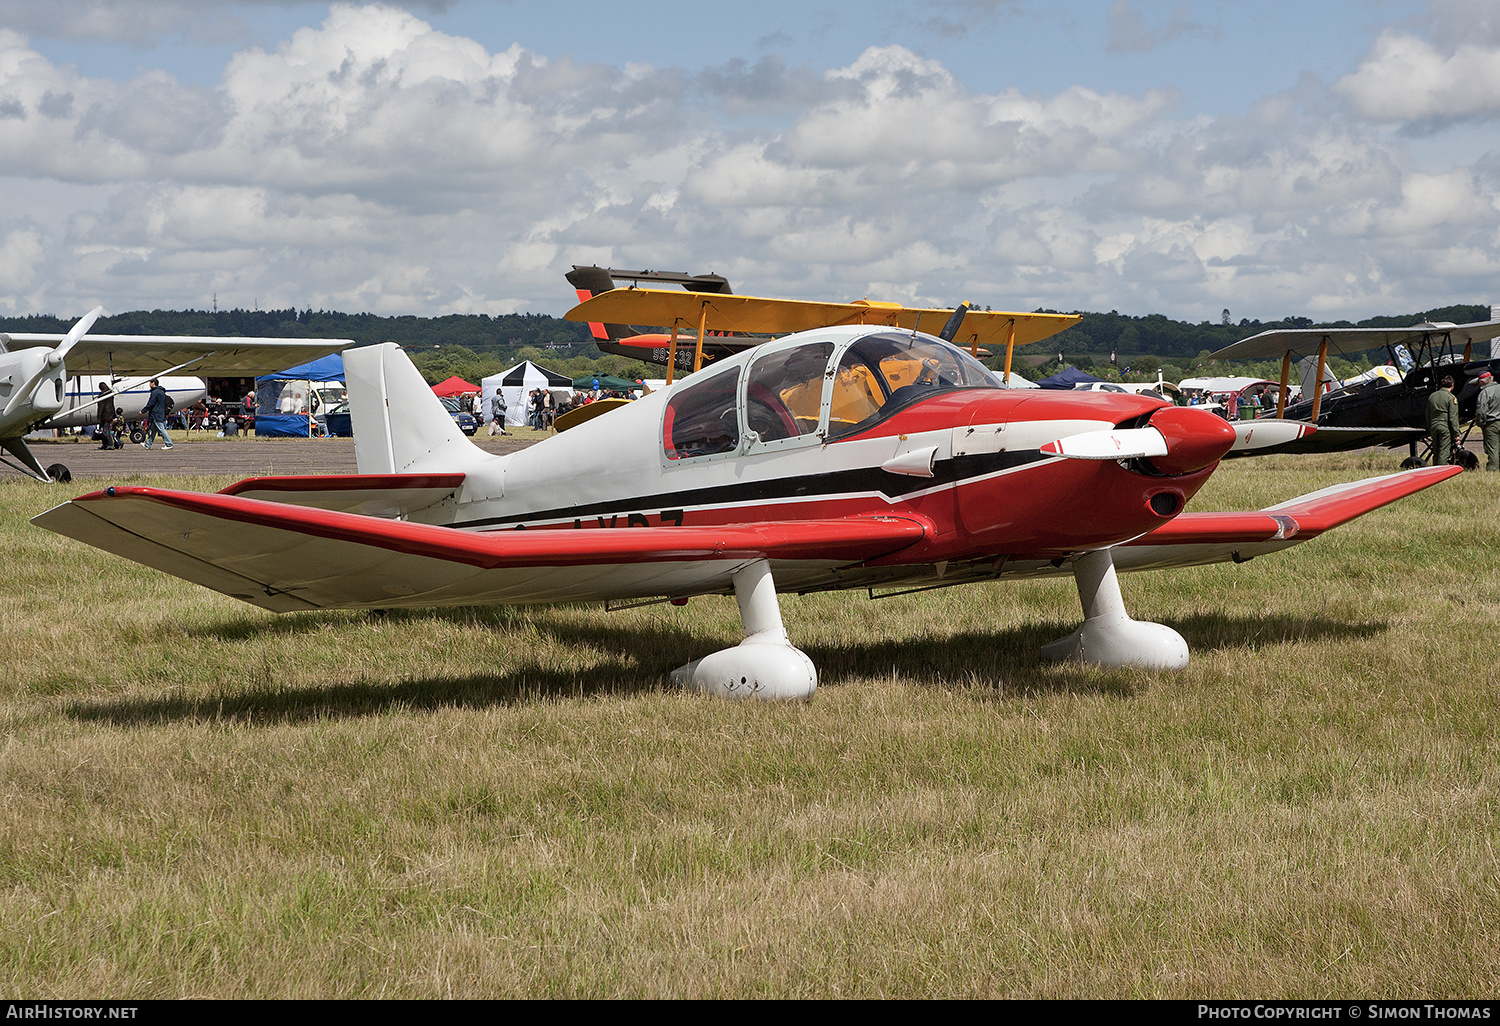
[
  {"x1": 406, "y1": 327, "x2": 1228, "y2": 595},
  {"x1": 49, "y1": 375, "x2": 207, "y2": 428}
]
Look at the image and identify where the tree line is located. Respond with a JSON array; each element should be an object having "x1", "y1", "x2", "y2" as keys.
[{"x1": 1, "y1": 301, "x2": 1488, "y2": 386}]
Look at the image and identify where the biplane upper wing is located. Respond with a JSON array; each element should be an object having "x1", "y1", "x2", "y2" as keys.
[
  {"x1": 0, "y1": 333, "x2": 355, "y2": 375},
  {"x1": 565, "y1": 289, "x2": 1080, "y2": 350},
  {"x1": 31, "y1": 486, "x2": 931, "y2": 613},
  {"x1": 1112, "y1": 465, "x2": 1461, "y2": 571},
  {"x1": 1211, "y1": 319, "x2": 1500, "y2": 360}
]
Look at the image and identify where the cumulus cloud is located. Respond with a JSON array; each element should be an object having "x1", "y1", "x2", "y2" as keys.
[
  {"x1": 0, "y1": 222, "x2": 45, "y2": 297},
  {"x1": 0, "y1": 0, "x2": 457, "y2": 45},
  {"x1": 0, "y1": 2, "x2": 1497, "y2": 322},
  {"x1": 1336, "y1": 29, "x2": 1500, "y2": 126}
]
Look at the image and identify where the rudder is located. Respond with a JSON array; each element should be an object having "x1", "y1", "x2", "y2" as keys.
[{"x1": 344, "y1": 343, "x2": 490, "y2": 475}]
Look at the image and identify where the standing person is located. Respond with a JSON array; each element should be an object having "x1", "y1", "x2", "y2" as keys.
[
  {"x1": 96, "y1": 382, "x2": 117, "y2": 450},
  {"x1": 1426, "y1": 374, "x2": 1460, "y2": 466},
  {"x1": 1475, "y1": 370, "x2": 1500, "y2": 472},
  {"x1": 543, "y1": 389, "x2": 555, "y2": 430},
  {"x1": 243, "y1": 387, "x2": 257, "y2": 428},
  {"x1": 530, "y1": 388, "x2": 544, "y2": 429},
  {"x1": 489, "y1": 388, "x2": 508, "y2": 436},
  {"x1": 142, "y1": 378, "x2": 174, "y2": 450}
]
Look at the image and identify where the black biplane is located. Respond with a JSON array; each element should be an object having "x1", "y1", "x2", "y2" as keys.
[{"x1": 1210, "y1": 317, "x2": 1500, "y2": 466}]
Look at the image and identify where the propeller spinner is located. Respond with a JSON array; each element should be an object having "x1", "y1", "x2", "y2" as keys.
[{"x1": 1041, "y1": 405, "x2": 1237, "y2": 475}]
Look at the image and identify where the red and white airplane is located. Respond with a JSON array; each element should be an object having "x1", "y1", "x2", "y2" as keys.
[{"x1": 32, "y1": 290, "x2": 1460, "y2": 699}]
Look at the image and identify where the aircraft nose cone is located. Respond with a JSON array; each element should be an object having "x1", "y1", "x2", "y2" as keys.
[{"x1": 1146, "y1": 406, "x2": 1238, "y2": 475}]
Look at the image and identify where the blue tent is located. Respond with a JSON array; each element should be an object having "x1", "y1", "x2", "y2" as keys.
[
  {"x1": 259, "y1": 353, "x2": 346, "y2": 382},
  {"x1": 1036, "y1": 366, "x2": 1106, "y2": 390},
  {"x1": 255, "y1": 353, "x2": 348, "y2": 436}
]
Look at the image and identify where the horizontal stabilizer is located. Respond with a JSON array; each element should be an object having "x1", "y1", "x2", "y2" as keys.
[{"x1": 218, "y1": 474, "x2": 466, "y2": 518}]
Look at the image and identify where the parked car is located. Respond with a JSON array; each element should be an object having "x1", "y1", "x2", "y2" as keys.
[
  {"x1": 440, "y1": 396, "x2": 478, "y2": 435},
  {"x1": 320, "y1": 401, "x2": 353, "y2": 438}
]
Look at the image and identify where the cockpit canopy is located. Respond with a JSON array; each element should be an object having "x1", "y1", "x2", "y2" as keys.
[{"x1": 663, "y1": 330, "x2": 1002, "y2": 462}]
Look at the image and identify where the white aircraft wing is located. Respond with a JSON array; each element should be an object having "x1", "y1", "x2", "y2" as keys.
[
  {"x1": 31, "y1": 486, "x2": 932, "y2": 613},
  {"x1": 0, "y1": 333, "x2": 355, "y2": 375}
]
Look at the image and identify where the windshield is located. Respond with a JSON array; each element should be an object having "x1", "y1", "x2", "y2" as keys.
[{"x1": 828, "y1": 333, "x2": 1000, "y2": 438}]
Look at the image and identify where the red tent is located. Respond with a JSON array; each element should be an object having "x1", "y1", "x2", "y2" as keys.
[{"x1": 431, "y1": 376, "x2": 479, "y2": 396}]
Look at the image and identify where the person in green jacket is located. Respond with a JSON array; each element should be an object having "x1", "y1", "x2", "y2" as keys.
[
  {"x1": 1426, "y1": 374, "x2": 1461, "y2": 465},
  {"x1": 1475, "y1": 370, "x2": 1500, "y2": 472}
]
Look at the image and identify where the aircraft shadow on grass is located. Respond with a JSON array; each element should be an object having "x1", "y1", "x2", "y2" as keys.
[{"x1": 64, "y1": 607, "x2": 1387, "y2": 727}]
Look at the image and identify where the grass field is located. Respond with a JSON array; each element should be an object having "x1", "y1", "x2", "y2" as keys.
[{"x1": 1, "y1": 452, "x2": 1496, "y2": 998}]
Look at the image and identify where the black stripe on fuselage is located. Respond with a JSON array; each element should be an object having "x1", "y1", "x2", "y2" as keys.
[{"x1": 458, "y1": 449, "x2": 1051, "y2": 528}]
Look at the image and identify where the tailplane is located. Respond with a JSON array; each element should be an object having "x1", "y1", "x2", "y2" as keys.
[{"x1": 344, "y1": 344, "x2": 491, "y2": 475}]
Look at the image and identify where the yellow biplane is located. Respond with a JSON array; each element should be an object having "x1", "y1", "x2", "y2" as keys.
[{"x1": 566, "y1": 286, "x2": 1080, "y2": 386}]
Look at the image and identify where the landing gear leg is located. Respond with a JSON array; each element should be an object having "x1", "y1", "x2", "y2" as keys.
[
  {"x1": 1040, "y1": 547, "x2": 1189, "y2": 670},
  {"x1": 671, "y1": 558, "x2": 817, "y2": 700},
  {"x1": 1, "y1": 437, "x2": 55, "y2": 482}
]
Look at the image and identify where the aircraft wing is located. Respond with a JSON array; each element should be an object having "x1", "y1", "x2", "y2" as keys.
[
  {"x1": 31, "y1": 487, "x2": 931, "y2": 613},
  {"x1": 0, "y1": 333, "x2": 355, "y2": 375},
  {"x1": 1212, "y1": 319, "x2": 1500, "y2": 360},
  {"x1": 566, "y1": 289, "x2": 1080, "y2": 349},
  {"x1": 1113, "y1": 465, "x2": 1461, "y2": 571}
]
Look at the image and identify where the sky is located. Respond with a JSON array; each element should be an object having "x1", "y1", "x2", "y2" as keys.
[{"x1": 1, "y1": 0, "x2": 1498, "y2": 323}]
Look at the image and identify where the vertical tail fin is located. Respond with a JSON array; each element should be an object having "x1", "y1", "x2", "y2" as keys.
[
  {"x1": 565, "y1": 265, "x2": 630, "y2": 342},
  {"x1": 344, "y1": 343, "x2": 491, "y2": 475}
]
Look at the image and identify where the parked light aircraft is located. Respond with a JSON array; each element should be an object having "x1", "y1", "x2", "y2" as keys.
[
  {"x1": 0, "y1": 307, "x2": 354, "y2": 481},
  {"x1": 33, "y1": 290, "x2": 1460, "y2": 699},
  {"x1": 1210, "y1": 318, "x2": 1500, "y2": 463}
]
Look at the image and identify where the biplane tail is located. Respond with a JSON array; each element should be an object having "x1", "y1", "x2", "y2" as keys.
[
  {"x1": 565, "y1": 264, "x2": 739, "y2": 344},
  {"x1": 344, "y1": 343, "x2": 493, "y2": 476},
  {"x1": 565, "y1": 265, "x2": 632, "y2": 343}
]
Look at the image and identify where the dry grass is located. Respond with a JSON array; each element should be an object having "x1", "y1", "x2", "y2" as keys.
[{"x1": 0, "y1": 453, "x2": 1496, "y2": 997}]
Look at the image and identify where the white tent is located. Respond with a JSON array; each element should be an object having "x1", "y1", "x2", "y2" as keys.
[{"x1": 480, "y1": 361, "x2": 574, "y2": 427}]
